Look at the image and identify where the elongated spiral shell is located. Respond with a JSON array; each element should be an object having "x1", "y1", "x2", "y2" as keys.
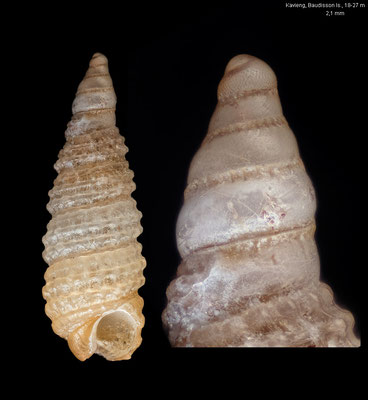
[
  {"x1": 42, "y1": 53, "x2": 146, "y2": 361},
  {"x1": 162, "y1": 54, "x2": 360, "y2": 347}
]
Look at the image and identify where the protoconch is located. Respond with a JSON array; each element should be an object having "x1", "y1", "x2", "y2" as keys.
[
  {"x1": 42, "y1": 53, "x2": 146, "y2": 361},
  {"x1": 162, "y1": 54, "x2": 360, "y2": 347}
]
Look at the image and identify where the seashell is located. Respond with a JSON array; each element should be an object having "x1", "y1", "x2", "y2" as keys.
[
  {"x1": 162, "y1": 54, "x2": 360, "y2": 347},
  {"x1": 42, "y1": 53, "x2": 146, "y2": 361}
]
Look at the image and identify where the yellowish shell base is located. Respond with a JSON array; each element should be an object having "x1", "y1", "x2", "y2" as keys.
[{"x1": 42, "y1": 53, "x2": 146, "y2": 360}]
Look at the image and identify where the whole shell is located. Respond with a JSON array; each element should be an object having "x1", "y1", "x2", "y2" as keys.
[
  {"x1": 42, "y1": 53, "x2": 146, "y2": 361},
  {"x1": 162, "y1": 54, "x2": 360, "y2": 347}
]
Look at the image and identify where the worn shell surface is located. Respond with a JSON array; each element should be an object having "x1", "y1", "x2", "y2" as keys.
[
  {"x1": 162, "y1": 54, "x2": 360, "y2": 347},
  {"x1": 42, "y1": 53, "x2": 146, "y2": 361}
]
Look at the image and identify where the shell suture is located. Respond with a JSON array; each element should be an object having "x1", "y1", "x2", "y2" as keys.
[
  {"x1": 162, "y1": 54, "x2": 360, "y2": 347},
  {"x1": 42, "y1": 53, "x2": 146, "y2": 361}
]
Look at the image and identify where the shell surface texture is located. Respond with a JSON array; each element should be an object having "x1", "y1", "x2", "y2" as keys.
[
  {"x1": 42, "y1": 53, "x2": 146, "y2": 361},
  {"x1": 162, "y1": 54, "x2": 360, "y2": 348}
]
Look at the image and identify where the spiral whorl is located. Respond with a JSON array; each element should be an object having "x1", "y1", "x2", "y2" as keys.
[
  {"x1": 42, "y1": 53, "x2": 146, "y2": 361},
  {"x1": 177, "y1": 55, "x2": 311, "y2": 259},
  {"x1": 162, "y1": 54, "x2": 359, "y2": 348}
]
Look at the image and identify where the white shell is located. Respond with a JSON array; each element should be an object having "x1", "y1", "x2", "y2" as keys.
[{"x1": 162, "y1": 54, "x2": 360, "y2": 347}]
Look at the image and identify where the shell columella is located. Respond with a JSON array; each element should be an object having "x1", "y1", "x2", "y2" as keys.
[{"x1": 42, "y1": 53, "x2": 146, "y2": 361}]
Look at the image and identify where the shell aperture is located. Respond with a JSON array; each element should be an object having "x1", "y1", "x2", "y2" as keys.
[{"x1": 42, "y1": 53, "x2": 146, "y2": 361}]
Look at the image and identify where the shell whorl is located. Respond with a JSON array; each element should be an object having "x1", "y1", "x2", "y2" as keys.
[
  {"x1": 42, "y1": 53, "x2": 146, "y2": 361},
  {"x1": 178, "y1": 55, "x2": 310, "y2": 258},
  {"x1": 162, "y1": 54, "x2": 360, "y2": 347}
]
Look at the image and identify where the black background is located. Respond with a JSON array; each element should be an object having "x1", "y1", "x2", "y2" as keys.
[{"x1": 9, "y1": 0, "x2": 365, "y2": 390}]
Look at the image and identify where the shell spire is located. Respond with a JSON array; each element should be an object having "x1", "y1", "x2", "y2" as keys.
[
  {"x1": 42, "y1": 53, "x2": 146, "y2": 361},
  {"x1": 65, "y1": 52, "x2": 117, "y2": 140},
  {"x1": 162, "y1": 54, "x2": 360, "y2": 347}
]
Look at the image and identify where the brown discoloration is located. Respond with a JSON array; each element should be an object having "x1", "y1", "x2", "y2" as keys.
[
  {"x1": 218, "y1": 87, "x2": 278, "y2": 106},
  {"x1": 184, "y1": 158, "x2": 304, "y2": 198},
  {"x1": 202, "y1": 115, "x2": 288, "y2": 146},
  {"x1": 191, "y1": 222, "x2": 316, "y2": 261},
  {"x1": 42, "y1": 53, "x2": 146, "y2": 360},
  {"x1": 163, "y1": 54, "x2": 360, "y2": 347}
]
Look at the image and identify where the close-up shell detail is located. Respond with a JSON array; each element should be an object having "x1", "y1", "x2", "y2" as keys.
[
  {"x1": 162, "y1": 54, "x2": 360, "y2": 347},
  {"x1": 42, "y1": 53, "x2": 146, "y2": 361}
]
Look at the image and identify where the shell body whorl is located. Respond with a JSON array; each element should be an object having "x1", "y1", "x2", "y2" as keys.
[
  {"x1": 162, "y1": 54, "x2": 360, "y2": 347},
  {"x1": 42, "y1": 53, "x2": 146, "y2": 361}
]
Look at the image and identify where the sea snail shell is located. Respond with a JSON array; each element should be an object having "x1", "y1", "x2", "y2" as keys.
[
  {"x1": 162, "y1": 54, "x2": 360, "y2": 347},
  {"x1": 42, "y1": 53, "x2": 146, "y2": 361}
]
